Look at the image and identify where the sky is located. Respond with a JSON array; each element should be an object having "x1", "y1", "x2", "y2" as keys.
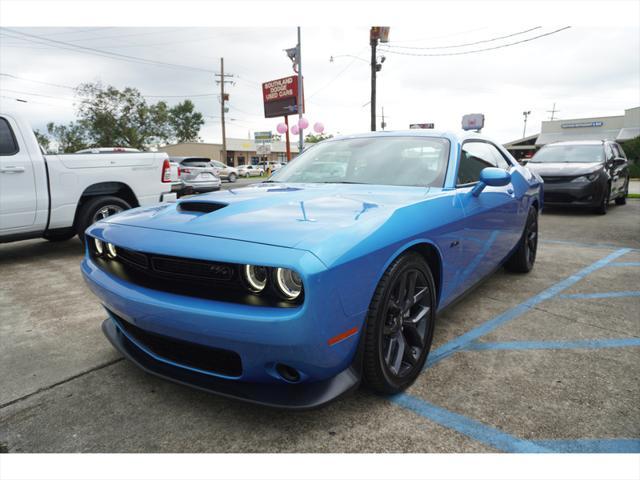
[{"x1": 0, "y1": 24, "x2": 639, "y2": 144}]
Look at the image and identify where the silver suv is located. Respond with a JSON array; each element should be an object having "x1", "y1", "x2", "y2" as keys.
[{"x1": 170, "y1": 157, "x2": 221, "y2": 197}]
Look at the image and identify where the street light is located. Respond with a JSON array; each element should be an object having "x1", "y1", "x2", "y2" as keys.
[{"x1": 522, "y1": 111, "x2": 530, "y2": 137}]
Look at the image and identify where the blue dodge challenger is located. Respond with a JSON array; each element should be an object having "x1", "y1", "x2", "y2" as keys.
[{"x1": 82, "y1": 130, "x2": 542, "y2": 408}]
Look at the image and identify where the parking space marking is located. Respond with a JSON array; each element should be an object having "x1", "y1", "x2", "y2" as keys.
[
  {"x1": 390, "y1": 247, "x2": 638, "y2": 452},
  {"x1": 466, "y1": 338, "x2": 640, "y2": 351},
  {"x1": 559, "y1": 291, "x2": 640, "y2": 299},
  {"x1": 426, "y1": 248, "x2": 632, "y2": 368},
  {"x1": 392, "y1": 393, "x2": 551, "y2": 453},
  {"x1": 533, "y1": 439, "x2": 640, "y2": 453},
  {"x1": 542, "y1": 239, "x2": 639, "y2": 251},
  {"x1": 607, "y1": 262, "x2": 640, "y2": 267}
]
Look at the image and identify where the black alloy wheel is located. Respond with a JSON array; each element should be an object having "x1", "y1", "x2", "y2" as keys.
[
  {"x1": 596, "y1": 184, "x2": 610, "y2": 215},
  {"x1": 363, "y1": 252, "x2": 436, "y2": 394},
  {"x1": 505, "y1": 206, "x2": 538, "y2": 273}
]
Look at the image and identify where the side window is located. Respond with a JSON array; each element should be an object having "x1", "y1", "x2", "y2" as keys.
[
  {"x1": 486, "y1": 143, "x2": 511, "y2": 170},
  {"x1": 604, "y1": 143, "x2": 615, "y2": 161},
  {"x1": 0, "y1": 117, "x2": 19, "y2": 156},
  {"x1": 457, "y1": 142, "x2": 495, "y2": 185}
]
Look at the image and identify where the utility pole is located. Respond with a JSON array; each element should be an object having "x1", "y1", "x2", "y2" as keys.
[
  {"x1": 370, "y1": 29, "x2": 377, "y2": 132},
  {"x1": 297, "y1": 27, "x2": 303, "y2": 152},
  {"x1": 547, "y1": 102, "x2": 559, "y2": 121},
  {"x1": 522, "y1": 110, "x2": 531, "y2": 138},
  {"x1": 215, "y1": 58, "x2": 234, "y2": 165},
  {"x1": 369, "y1": 27, "x2": 389, "y2": 132}
]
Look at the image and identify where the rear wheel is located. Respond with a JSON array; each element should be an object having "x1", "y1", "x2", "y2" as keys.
[
  {"x1": 76, "y1": 196, "x2": 131, "y2": 242},
  {"x1": 363, "y1": 252, "x2": 436, "y2": 394},
  {"x1": 505, "y1": 206, "x2": 538, "y2": 273}
]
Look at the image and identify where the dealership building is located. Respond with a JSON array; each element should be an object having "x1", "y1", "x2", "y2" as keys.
[
  {"x1": 160, "y1": 138, "x2": 300, "y2": 167},
  {"x1": 505, "y1": 106, "x2": 639, "y2": 160}
]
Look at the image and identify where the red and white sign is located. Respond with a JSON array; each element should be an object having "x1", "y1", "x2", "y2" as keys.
[{"x1": 262, "y1": 75, "x2": 303, "y2": 118}]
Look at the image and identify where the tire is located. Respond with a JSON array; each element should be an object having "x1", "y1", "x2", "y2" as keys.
[
  {"x1": 505, "y1": 206, "x2": 538, "y2": 273},
  {"x1": 595, "y1": 184, "x2": 610, "y2": 215},
  {"x1": 228, "y1": 173, "x2": 237, "y2": 183},
  {"x1": 43, "y1": 231, "x2": 76, "y2": 242},
  {"x1": 363, "y1": 252, "x2": 437, "y2": 395},
  {"x1": 76, "y1": 196, "x2": 131, "y2": 242},
  {"x1": 615, "y1": 178, "x2": 628, "y2": 205}
]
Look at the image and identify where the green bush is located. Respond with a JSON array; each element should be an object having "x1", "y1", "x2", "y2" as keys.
[{"x1": 621, "y1": 137, "x2": 640, "y2": 178}]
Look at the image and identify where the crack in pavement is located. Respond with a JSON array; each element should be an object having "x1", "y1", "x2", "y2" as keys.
[{"x1": 0, "y1": 357, "x2": 124, "y2": 410}]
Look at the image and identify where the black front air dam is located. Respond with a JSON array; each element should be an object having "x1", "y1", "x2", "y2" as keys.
[{"x1": 102, "y1": 317, "x2": 361, "y2": 410}]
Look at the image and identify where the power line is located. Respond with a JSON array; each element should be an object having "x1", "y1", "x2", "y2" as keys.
[
  {"x1": 0, "y1": 28, "x2": 216, "y2": 74},
  {"x1": 379, "y1": 27, "x2": 571, "y2": 57},
  {"x1": 384, "y1": 26, "x2": 541, "y2": 50}
]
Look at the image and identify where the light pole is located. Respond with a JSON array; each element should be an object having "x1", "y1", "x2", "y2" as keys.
[
  {"x1": 297, "y1": 27, "x2": 303, "y2": 152},
  {"x1": 369, "y1": 27, "x2": 389, "y2": 132},
  {"x1": 522, "y1": 110, "x2": 531, "y2": 138}
]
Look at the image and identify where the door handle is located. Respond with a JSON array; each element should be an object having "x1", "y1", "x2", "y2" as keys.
[{"x1": 0, "y1": 166, "x2": 25, "y2": 173}]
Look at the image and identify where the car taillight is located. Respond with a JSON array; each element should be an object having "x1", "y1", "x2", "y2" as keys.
[
  {"x1": 162, "y1": 159, "x2": 171, "y2": 183},
  {"x1": 177, "y1": 166, "x2": 181, "y2": 176}
]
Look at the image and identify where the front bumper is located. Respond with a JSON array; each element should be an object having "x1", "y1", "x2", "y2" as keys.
[
  {"x1": 102, "y1": 316, "x2": 360, "y2": 409},
  {"x1": 81, "y1": 223, "x2": 365, "y2": 408},
  {"x1": 542, "y1": 179, "x2": 604, "y2": 206}
]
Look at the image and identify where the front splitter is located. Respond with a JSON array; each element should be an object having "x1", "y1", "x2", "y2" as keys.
[{"x1": 102, "y1": 317, "x2": 361, "y2": 410}]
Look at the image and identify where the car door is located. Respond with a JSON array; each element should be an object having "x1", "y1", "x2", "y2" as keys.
[
  {"x1": 610, "y1": 142, "x2": 628, "y2": 195},
  {"x1": 454, "y1": 141, "x2": 522, "y2": 291},
  {"x1": 0, "y1": 116, "x2": 38, "y2": 231}
]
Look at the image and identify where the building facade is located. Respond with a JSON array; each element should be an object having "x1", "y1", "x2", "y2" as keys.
[
  {"x1": 159, "y1": 139, "x2": 300, "y2": 167},
  {"x1": 505, "y1": 106, "x2": 639, "y2": 160}
]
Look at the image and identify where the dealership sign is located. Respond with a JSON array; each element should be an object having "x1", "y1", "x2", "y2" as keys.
[
  {"x1": 254, "y1": 131, "x2": 272, "y2": 142},
  {"x1": 410, "y1": 123, "x2": 435, "y2": 129},
  {"x1": 561, "y1": 121, "x2": 604, "y2": 129},
  {"x1": 262, "y1": 75, "x2": 304, "y2": 118},
  {"x1": 462, "y1": 113, "x2": 485, "y2": 131}
]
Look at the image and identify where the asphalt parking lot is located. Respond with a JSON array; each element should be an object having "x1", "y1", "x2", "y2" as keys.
[{"x1": 1, "y1": 198, "x2": 639, "y2": 453}]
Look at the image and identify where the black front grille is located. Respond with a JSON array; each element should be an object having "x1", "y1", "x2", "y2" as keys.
[
  {"x1": 90, "y1": 244, "x2": 300, "y2": 308},
  {"x1": 113, "y1": 313, "x2": 242, "y2": 377},
  {"x1": 541, "y1": 176, "x2": 574, "y2": 184}
]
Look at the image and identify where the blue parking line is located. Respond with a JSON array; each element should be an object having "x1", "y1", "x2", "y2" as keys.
[
  {"x1": 542, "y1": 239, "x2": 639, "y2": 251},
  {"x1": 467, "y1": 338, "x2": 640, "y2": 351},
  {"x1": 608, "y1": 262, "x2": 640, "y2": 267},
  {"x1": 391, "y1": 393, "x2": 551, "y2": 453},
  {"x1": 534, "y1": 439, "x2": 640, "y2": 453},
  {"x1": 426, "y1": 248, "x2": 632, "y2": 367},
  {"x1": 559, "y1": 291, "x2": 640, "y2": 299}
]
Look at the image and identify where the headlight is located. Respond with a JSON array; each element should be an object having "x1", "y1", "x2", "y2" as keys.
[
  {"x1": 274, "y1": 268, "x2": 303, "y2": 300},
  {"x1": 106, "y1": 242, "x2": 117, "y2": 258},
  {"x1": 571, "y1": 172, "x2": 599, "y2": 183},
  {"x1": 243, "y1": 264, "x2": 268, "y2": 292},
  {"x1": 93, "y1": 238, "x2": 104, "y2": 256}
]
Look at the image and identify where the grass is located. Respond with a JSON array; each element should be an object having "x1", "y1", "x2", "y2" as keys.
[{"x1": 627, "y1": 193, "x2": 640, "y2": 199}]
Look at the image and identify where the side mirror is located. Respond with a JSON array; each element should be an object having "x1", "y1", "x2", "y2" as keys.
[
  {"x1": 471, "y1": 167, "x2": 511, "y2": 196},
  {"x1": 613, "y1": 157, "x2": 626, "y2": 166}
]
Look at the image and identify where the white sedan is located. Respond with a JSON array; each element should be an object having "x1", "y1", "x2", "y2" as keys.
[{"x1": 238, "y1": 165, "x2": 265, "y2": 177}]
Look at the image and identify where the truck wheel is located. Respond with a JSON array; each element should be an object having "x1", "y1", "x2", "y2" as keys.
[{"x1": 76, "y1": 196, "x2": 131, "y2": 242}]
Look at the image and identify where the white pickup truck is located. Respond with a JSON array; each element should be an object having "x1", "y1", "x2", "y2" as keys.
[{"x1": 0, "y1": 112, "x2": 177, "y2": 244}]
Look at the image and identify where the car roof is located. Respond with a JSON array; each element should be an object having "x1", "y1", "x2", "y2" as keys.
[
  {"x1": 321, "y1": 129, "x2": 497, "y2": 145},
  {"x1": 544, "y1": 140, "x2": 605, "y2": 147}
]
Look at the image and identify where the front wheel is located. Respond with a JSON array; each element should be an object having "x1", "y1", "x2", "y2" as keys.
[
  {"x1": 363, "y1": 252, "x2": 436, "y2": 394},
  {"x1": 615, "y1": 178, "x2": 628, "y2": 205},
  {"x1": 228, "y1": 173, "x2": 237, "y2": 183},
  {"x1": 595, "y1": 185, "x2": 610, "y2": 215},
  {"x1": 505, "y1": 206, "x2": 538, "y2": 273}
]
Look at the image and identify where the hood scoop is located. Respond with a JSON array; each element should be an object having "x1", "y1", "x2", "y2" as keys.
[{"x1": 178, "y1": 201, "x2": 228, "y2": 214}]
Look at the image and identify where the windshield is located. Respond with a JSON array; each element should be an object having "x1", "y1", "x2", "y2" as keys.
[
  {"x1": 269, "y1": 136, "x2": 450, "y2": 187},
  {"x1": 530, "y1": 144, "x2": 604, "y2": 163}
]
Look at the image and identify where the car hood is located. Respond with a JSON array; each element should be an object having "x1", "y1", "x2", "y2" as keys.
[
  {"x1": 105, "y1": 183, "x2": 433, "y2": 253},
  {"x1": 526, "y1": 162, "x2": 603, "y2": 177}
]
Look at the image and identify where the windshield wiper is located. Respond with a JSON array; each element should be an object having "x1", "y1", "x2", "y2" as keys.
[
  {"x1": 318, "y1": 181, "x2": 366, "y2": 184},
  {"x1": 262, "y1": 180, "x2": 280, "y2": 183}
]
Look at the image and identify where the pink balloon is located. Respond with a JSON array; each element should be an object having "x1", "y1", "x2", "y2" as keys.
[
  {"x1": 276, "y1": 122, "x2": 288, "y2": 134},
  {"x1": 313, "y1": 122, "x2": 324, "y2": 134},
  {"x1": 298, "y1": 117, "x2": 309, "y2": 130},
  {"x1": 290, "y1": 124, "x2": 299, "y2": 135}
]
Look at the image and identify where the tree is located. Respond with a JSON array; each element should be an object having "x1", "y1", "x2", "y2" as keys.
[
  {"x1": 168, "y1": 100, "x2": 204, "y2": 143},
  {"x1": 46, "y1": 122, "x2": 89, "y2": 153},
  {"x1": 33, "y1": 129, "x2": 50, "y2": 152},
  {"x1": 304, "y1": 133, "x2": 333, "y2": 144},
  {"x1": 76, "y1": 82, "x2": 172, "y2": 150}
]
